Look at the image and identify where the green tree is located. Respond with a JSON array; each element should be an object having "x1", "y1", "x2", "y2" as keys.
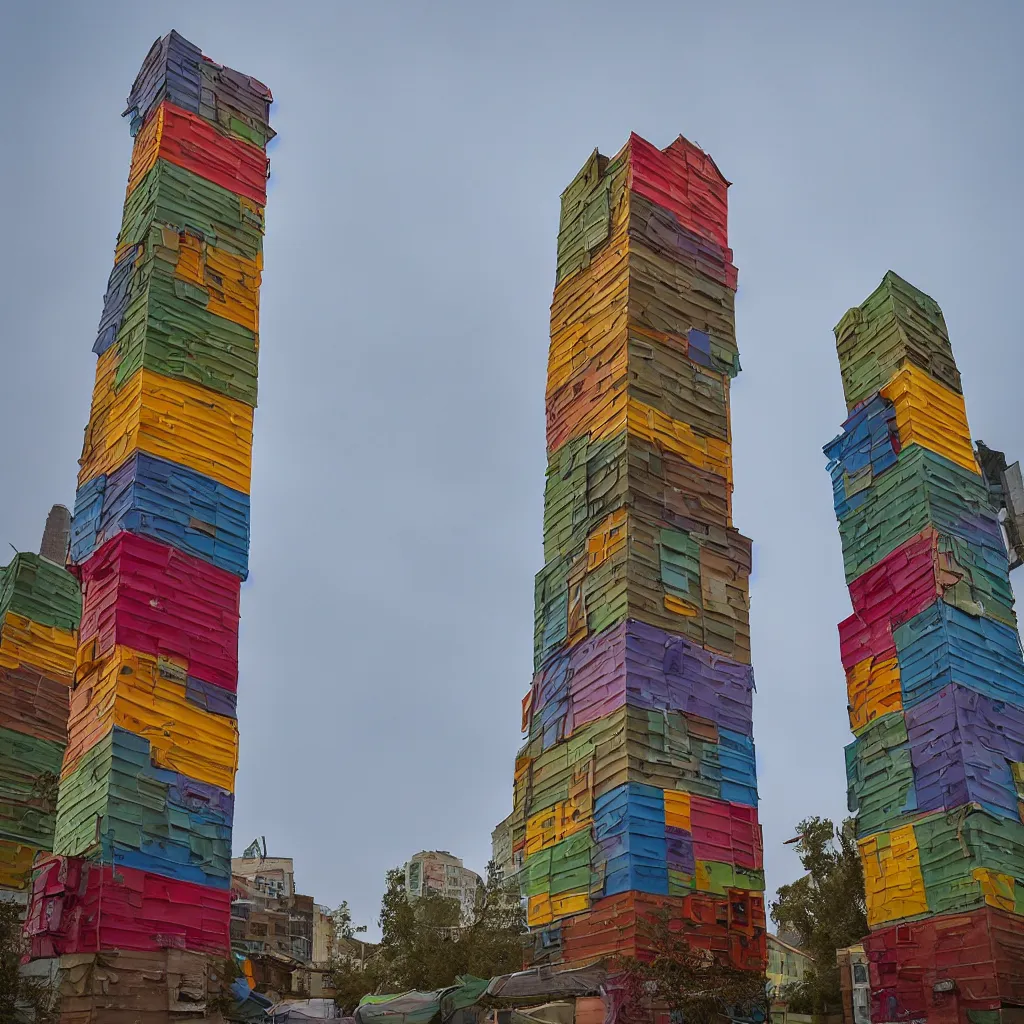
[
  {"x1": 616, "y1": 909, "x2": 768, "y2": 1024},
  {"x1": 331, "y1": 861, "x2": 524, "y2": 1011},
  {"x1": 0, "y1": 901, "x2": 58, "y2": 1023},
  {"x1": 770, "y1": 816, "x2": 868, "y2": 1015}
]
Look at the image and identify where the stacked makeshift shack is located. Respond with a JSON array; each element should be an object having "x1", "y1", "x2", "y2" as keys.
[
  {"x1": 22, "y1": 29, "x2": 274, "y2": 1021},
  {"x1": 824, "y1": 273, "x2": 1024, "y2": 1024},
  {"x1": 492, "y1": 133, "x2": 765, "y2": 976},
  {"x1": 0, "y1": 508, "x2": 80, "y2": 900}
]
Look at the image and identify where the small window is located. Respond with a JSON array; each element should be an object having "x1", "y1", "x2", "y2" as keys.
[{"x1": 853, "y1": 964, "x2": 868, "y2": 984}]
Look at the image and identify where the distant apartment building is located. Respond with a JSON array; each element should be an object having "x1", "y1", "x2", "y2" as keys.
[
  {"x1": 404, "y1": 850, "x2": 482, "y2": 923},
  {"x1": 767, "y1": 933, "x2": 814, "y2": 998},
  {"x1": 231, "y1": 855, "x2": 314, "y2": 964}
]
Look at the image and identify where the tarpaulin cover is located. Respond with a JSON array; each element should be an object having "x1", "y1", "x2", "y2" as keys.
[
  {"x1": 72, "y1": 450, "x2": 250, "y2": 579},
  {"x1": 119, "y1": 158, "x2": 265, "y2": 262},
  {"x1": 54, "y1": 726, "x2": 232, "y2": 888},
  {"x1": 65, "y1": 645, "x2": 239, "y2": 790},
  {"x1": 96, "y1": 225, "x2": 260, "y2": 406},
  {"x1": 25, "y1": 854, "x2": 231, "y2": 956},
  {"x1": 0, "y1": 724, "x2": 63, "y2": 848},
  {"x1": 894, "y1": 600, "x2": 1024, "y2": 710},
  {"x1": 0, "y1": 553, "x2": 82, "y2": 633},
  {"x1": 127, "y1": 101, "x2": 268, "y2": 206},
  {"x1": 835, "y1": 444, "x2": 1001, "y2": 584},
  {"x1": 845, "y1": 713, "x2": 917, "y2": 837},
  {"x1": 0, "y1": 611, "x2": 77, "y2": 681},
  {"x1": 867, "y1": 906, "x2": 1024, "y2": 1024},
  {"x1": 79, "y1": 347, "x2": 255, "y2": 493},
  {"x1": 56, "y1": 948, "x2": 217, "y2": 1020},
  {"x1": 834, "y1": 271, "x2": 961, "y2": 412},
  {"x1": 77, "y1": 532, "x2": 240, "y2": 691},
  {"x1": 905, "y1": 683, "x2": 1024, "y2": 821}
]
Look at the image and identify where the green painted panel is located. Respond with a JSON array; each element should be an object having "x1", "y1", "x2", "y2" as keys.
[
  {"x1": 0, "y1": 553, "x2": 81, "y2": 632},
  {"x1": 0, "y1": 725, "x2": 63, "y2": 849}
]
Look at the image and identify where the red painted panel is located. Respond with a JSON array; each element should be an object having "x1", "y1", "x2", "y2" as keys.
[
  {"x1": 77, "y1": 532, "x2": 240, "y2": 691},
  {"x1": 865, "y1": 907, "x2": 1024, "y2": 1023},
  {"x1": 689, "y1": 795, "x2": 763, "y2": 871},
  {"x1": 839, "y1": 529, "x2": 940, "y2": 671},
  {"x1": 560, "y1": 890, "x2": 765, "y2": 971},
  {"x1": 24, "y1": 855, "x2": 230, "y2": 958},
  {"x1": 628, "y1": 134, "x2": 729, "y2": 251},
  {"x1": 152, "y1": 101, "x2": 267, "y2": 205}
]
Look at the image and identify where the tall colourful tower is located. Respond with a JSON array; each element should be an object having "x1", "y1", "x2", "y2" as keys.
[
  {"x1": 24, "y1": 31, "x2": 272, "y2": 1018},
  {"x1": 825, "y1": 274, "x2": 1024, "y2": 1024},
  {"x1": 495, "y1": 135, "x2": 765, "y2": 975},
  {"x1": 0, "y1": 510, "x2": 80, "y2": 899}
]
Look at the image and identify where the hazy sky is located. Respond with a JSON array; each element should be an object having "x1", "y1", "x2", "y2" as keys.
[{"x1": 3, "y1": 1, "x2": 1024, "y2": 939}]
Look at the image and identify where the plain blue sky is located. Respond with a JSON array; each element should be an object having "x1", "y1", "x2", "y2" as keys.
[{"x1": 3, "y1": 0, "x2": 1023, "y2": 938}]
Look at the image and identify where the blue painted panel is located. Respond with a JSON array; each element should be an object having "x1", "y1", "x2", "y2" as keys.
[
  {"x1": 823, "y1": 395, "x2": 899, "y2": 518},
  {"x1": 124, "y1": 30, "x2": 203, "y2": 135},
  {"x1": 718, "y1": 729, "x2": 758, "y2": 806},
  {"x1": 94, "y1": 246, "x2": 141, "y2": 356},
  {"x1": 72, "y1": 451, "x2": 250, "y2": 578},
  {"x1": 895, "y1": 601, "x2": 1024, "y2": 710}
]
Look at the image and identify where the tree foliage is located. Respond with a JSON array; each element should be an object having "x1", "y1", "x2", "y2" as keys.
[
  {"x1": 770, "y1": 817, "x2": 868, "y2": 1015},
  {"x1": 331, "y1": 862, "x2": 524, "y2": 1012},
  {"x1": 0, "y1": 901, "x2": 58, "y2": 1023},
  {"x1": 616, "y1": 909, "x2": 768, "y2": 1024}
]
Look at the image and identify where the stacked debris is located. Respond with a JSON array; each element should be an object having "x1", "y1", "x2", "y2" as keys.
[
  {"x1": 824, "y1": 273, "x2": 1024, "y2": 1024},
  {"x1": 493, "y1": 135, "x2": 765, "y2": 976},
  {"x1": 0, "y1": 510, "x2": 80, "y2": 897},
  {"x1": 23, "y1": 29, "x2": 272, "y2": 1020}
]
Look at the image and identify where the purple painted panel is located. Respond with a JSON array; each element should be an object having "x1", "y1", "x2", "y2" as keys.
[
  {"x1": 185, "y1": 675, "x2": 238, "y2": 719},
  {"x1": 666, "y1": 825, "x2": 695, "y2": 874},
  {"x1": 526, "y1": 619, "x2": 754, "y2": 742},
  {"x1": 906, "y1": 683, "x2": 1024, "y2": 820}
]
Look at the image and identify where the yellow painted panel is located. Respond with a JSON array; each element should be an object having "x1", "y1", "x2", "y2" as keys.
[
  {"x1": 859, "y1": 825, "x2": 929, "y2": 927},
  {"x1": 65, "y1": 645, "x2": 238, "y2": 792},
  {"x1": 880, "y1": 364, "x2": 979, "y2": 475},
  {"x1": 79, "y1": 348, "x2": 254, "y2": 493},
  {"x1": 551, "y1": 890, "x2": 589, "y2": 920},
  {"x1": 126, "y1": 105, "x2": 163, "y2": 198},
  {"x1": 527, "y1": 893, "x2": 553, "y2": 926},
  {"x1": 624, "y1": 399, "x2": 732, "y2": 483},
  {"x1": 175, "y1": 233, "x2": 262, "y2": 333},
  {"x1": 0, "y1": 839, "x2": 42, "y2": 890},
  {"x1": 586, "y1": 509, "x2": 627, "y2": 571},
  {"x1": 0, "y1": 611, "x2": 77, "y2": 682},
  {"x1": 524, "y1": 791, "x2": 593, "y2": 858},
  {"x1": 847, "y1": 655, "x2": 902, "y2": 734},
  {"x1": 664, "y1": 593, "x2": 700, "y2": 618},
  {"x1": 973, "y1": 868, "x2": 1016, "y2": 912},
  {"x1": 664, "y1": 790, "x2": 691, "y2": 831}
]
